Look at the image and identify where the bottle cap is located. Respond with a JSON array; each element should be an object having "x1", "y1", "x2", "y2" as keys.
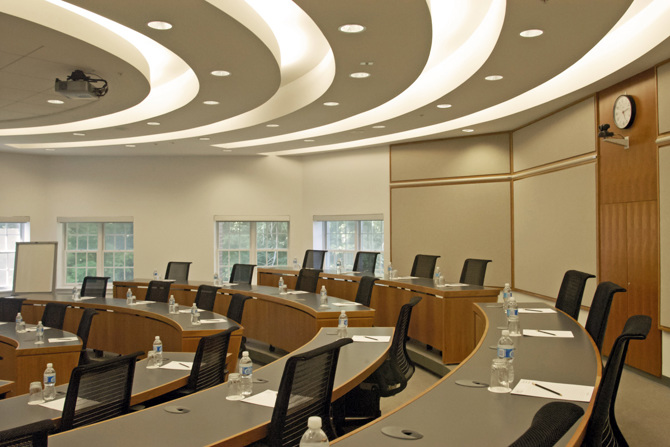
[
  {"x1": 341, "y1": 310, "x2": 346, "y2": 315},
  {"x1": 502, "y1": 330, "x2": 510, "y2": 336},
  {"x1": 47, "y1": 363, "x2": 53, "y2": 368},
  {"x1": 38, "y1": 321, "x2": 42, "y2": 324},
  {"x1": 307, "y1": 416, "x2": 322, "y2": 429},
  {"x1": 155, "y1": 336, "x2": 160, "y2": 340},
  {"x1": 242, "y1": 351, "x2": 249, "y2": 357}
]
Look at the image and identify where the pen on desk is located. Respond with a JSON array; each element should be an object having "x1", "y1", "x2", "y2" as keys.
[
  {"x1": 179, "y1": 362, "x2": 190, "y2": 368},
  {"x1": 524, "y1": 308, "x2": 542, "y2": 312},
  {"x1": 532, "y1": 382, "x2": 562, "y2": 396},
  {"x1": 365, "y1": 336, "x2": 378, "y2": 341},
  {"x1": 538, "y1": 330, "x2": 556, "y2": 336}
]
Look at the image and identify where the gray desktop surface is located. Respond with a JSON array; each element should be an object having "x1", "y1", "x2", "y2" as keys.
[
  {"x1": 0, "y1": 323, "x2": 81, "y2": 352},
  {"x1": 49, "y1": 327, "x2": 393, "y2": 446},
  {"x1": 332, "y1": 304, "x2": 598, "y2": 446}
]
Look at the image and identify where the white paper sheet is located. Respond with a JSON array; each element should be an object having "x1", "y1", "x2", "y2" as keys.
[
  {"x1": 241, "y1": 389, "x2": 277, "y2": 407},
  {"x1": 200, "y1": 318, "x2": 227, "y2": 324},
  {"x1": 332, "y1": 302, "x2": 362, "y2": 306},
  {"x1": 438, "y1": 283, "x2": 468, "y2": 287},
  {"x1": 518, "y1": 308, "x2": 557, "y2": 314},
  {"x1": 38, "y1": 397, "x2": 98, "y2": 411},
  {"x1": 78, "y1": 296, "x2": 99, "y2": 301},
  {"x1": 522, "y1": 329, "x2": 574, "y2": 338},
  {"x1": 287, "y1": 291, "x2": 309, "y2": 295},
  {"x1": 511, "y1": 379, "x2": 593, "y2": 402},
  {"x1": 160, "y1": 361, "x2": 193, "y2": 371},
  {"x1": 394, "y1": 276, "x2": 419, "y2": 280},
  {"x1": 352, "y1": 335, "x2": 391, "y2": 342},
  {"x1": 179, "y1": 308, "x2": 204, "y2": 313},
  {"x1": 128, "y1": 300, "x2": 155, "y2": 305},
  {"x1": 48, "y1": 337, "x2": 79, "y2": 343}
]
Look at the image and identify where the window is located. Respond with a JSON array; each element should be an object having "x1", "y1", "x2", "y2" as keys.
[
  {"x1": 314, "y1": 218, "x2": 384, "y2": 275},
  {"x1": 0, "y1": 221, "x2": 30, "y2": 291},
  {"x1": 216, "y1": 220, "x2": 289, "y2": 280},
  {"x1": 64, "y1": 222, "x2": 134, "y2": 285}
]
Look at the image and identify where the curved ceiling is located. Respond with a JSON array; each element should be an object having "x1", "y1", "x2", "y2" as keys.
[{"x1": 0, "y1": 0, "x2": 669, "y2": 157}]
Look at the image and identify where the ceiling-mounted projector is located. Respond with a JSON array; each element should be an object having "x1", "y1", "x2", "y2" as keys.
[{"x1": 54, "y1": 70, "x2": 108, "y2": 99}]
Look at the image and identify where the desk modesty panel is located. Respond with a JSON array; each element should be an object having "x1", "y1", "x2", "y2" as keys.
[
  {"x1": 333, "y1": 304, "x2": 601, "y2": 447},
  {"x1": 15, "y1": 293, "x2": 243, "y2": 374},
  {"x1": 49, "y1": 327, "x2": 393, "y2": 447},
  {"x1": 114, "y1": 279, "x2": 374, "y2": 352},
  {"x1": 257, "y1": 268, "x2": 500, "y2": 363},
  {"x1": 0, "y1": 323, "x2": 81, "y2": 398}
]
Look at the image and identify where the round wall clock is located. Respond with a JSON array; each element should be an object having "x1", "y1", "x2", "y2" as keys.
[{"x1": 613, "y1": 94, "x2": 636, "y2": 129}]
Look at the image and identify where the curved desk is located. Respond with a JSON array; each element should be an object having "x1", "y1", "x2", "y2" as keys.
[
  {"x1": 113, "y1": 280, "x2": 374, "y2": 352},
  {"x1": 15, "y1": 293, "x2": 242, "y2": 375},
  {"x1": 49, "y1": 327, "x2": 393, "y2": 447},
  {"x1": 257, "y1": 268, "x2": 500, "y2": 363},
  {"x1": 332, "y1": 304, "x2": 602, "y2": 446},
  {"x1": 0, "y1": 323, "x2": 81, "y2": 398}
]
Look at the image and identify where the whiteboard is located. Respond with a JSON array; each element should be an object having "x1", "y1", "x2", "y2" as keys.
[{"x1": 13, "y1": 242, "x2": 58, "y2": 293}]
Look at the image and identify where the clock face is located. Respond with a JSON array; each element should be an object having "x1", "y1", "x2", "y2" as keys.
[{"x1": 613, "y1": 95, "x2": 636, "y2": 129}]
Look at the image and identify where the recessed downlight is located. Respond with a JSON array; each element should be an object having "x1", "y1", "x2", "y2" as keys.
[
  {"x1": 147, "y1": 122, "x2": 161, "y2": 126},
  {"x1": 203, "y1": 100, "x2": 219, "y2": 105},
  {"x1": 304, "y1": 139, "x2": 315, "y2": 142},
  {"x1": 436, "y1": 104, "x2": 452, "y2": 109},
  {"x1": 338, "y1": 24, "x2": 366, "y2": 34},
  {"x1": 520, "y1": 29, "x2": 543, "y2": 38},
  {"x1": 125, "y1": 144, "x2": 136, "y2": 148},
  {"x1": 222, "y1": 149, "x2": 232, "y2": 152},
  {"x1": 372, "y1": 125, "x2": 386, "y2": 129},
  {"x1": 485, "y1": 75, "x2": 503, "y2": 81},
  {"x1": 462, "y1": 129, "x2": 475, "y2": 133},
  {"x1": 199, "y1": 137, "x2": 210, "y2": 141},
  {"x1": 323, "y1": 102, "x2": 339, "y2": 107},
  {"x1": 147, "y1": 21, "x2": 172, "y2": 30},
  {"x1": 73, "y1": 132, "x2": 86, "y2": 136},
  {"x1": 47, "y1": 99, "x2": 64, "y2": 105},
  {"x1": 45, "y1": 148, "x2": 55, "y2": 152},
  {"x1": 210, "y1": 70, "x2": 230, "y2": 77},
  {"x1": 266, "y1": 124, "x2": 279, "y2": 128},
  {"x1": 350, "y1": 72, "x2": 370, "y2": 78}
]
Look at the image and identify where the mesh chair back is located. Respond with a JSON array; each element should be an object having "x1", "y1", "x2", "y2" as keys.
[
  {"x1": 410, "y1": 254, "x2": 440, "y2": 278},
  {"x1": 229, "y1": 264, "x2": 256, "y2": 284},
  {"x1": 509, "y1": 402, "x2": 585, "y2": 447},
  {"x1": 555, "y1": 270, "x2": 596, "y2": 320},
  {"x1": 0, "y1": 298, "x2": 25, "y2": 323},
  {"x1": 267, "y1": 338, "x2": 353, "y2": 447},
  {"x1": 295, "y1": 269, "x2": 322, "y2": 293},
  {"x1": 302, "y1": 250, "x2": 327, "y2": 270},
  {"x1": 585, "y1": 281, "x2": 626, "y2": 351},
  {"x1": 227, "y1": 293, "x2": 252, "y2": 324},
  {"x1": 459, "y1": 259, "x2": 492, "y2": 286},
  {"x1": 583, "y1": 315, "x2": 651, "y2": 447},
  {"x1": 80, "y1": 276, "x2": 109, "y2": 298},
  {"x1": 353, "y1": 252, "x2": 379, "y2": 274},
  {"x1": 77, "y1": 308, "x2": 99, "y2": 365},
  {"x1": 194, "y1": 284, "x2": 219, "y2": 312},
  {"x1": 60, "y1": 351, "x2": 141, "y2": 432},
  {"x1": 164, "y1": 262, "x2": 191, "y2": 282},
  {"x1": 145, "y1": 280, "x2": 172, "y2": 303},
  {"x1": 355, "y1": 276, "x2": 377, "y2": 307},
  {"x1": 41, "y1": 302, "x2": 69, "y2": 330},
  {"x1": 0, "y1": 418, "x2": 56, "y2": 447},
  {"x1": 185, "y1": 327, "x2": 237, "y2": 393}
]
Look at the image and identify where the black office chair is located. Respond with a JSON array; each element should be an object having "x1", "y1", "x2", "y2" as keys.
[
  {"x1": 0, "y1": 418, "x2": 57, "y2": 447},
  {"x1": 295, "y1": 268, "x2": 322, "y2": 293},
  {"x1": 265, "y1": 338, "x2": 353, "y2": 447},
  {"x1": 334, "y1": 296, "x2": 422, "y2": 434},
  {"x1": 164, "y1": 261, "x2": 192, "y2": 282},
  {"x1": 180, "y1": 327, "x2": 238, "y2": 394},
  {"x1": 77, "y1": 308, "x2": 99, "y2": 365},
  {"x1": 145, "y1": 280, "x2": 172, "y2": 303},
  {"x1": 353, "y1": 251, "x2": 379, "y2": 274},
  {"x1": 583, "y1": 315, "x2": 651, "y2": 447},
  {"x1": 0, "y1": 298, "x2": 25, "y2": 323},
  {"x1": 509, "y1": 402, "x2": 585, "y2": 447},
  {"x1": 410, "y1": 254, "x2": 440, "y2": 278},
  {"x1": 80, "y1": 276, "x2": 110, "y2": 298},
  {"x1": 194, "y1": 284, "x2": 220, "y2": 312},
  {"x1": 41, "y1": 302, "x2": 69, "y2": 330},
  {"x1": 555, "y1": 270, "x2": 596, "y2": 320},
  {"x1": 585, "y1": 281, "x2": 626, "y2": 352},
  {"x1": 59, "y1": 351, "x2": 142, "y2": 432},
  {"x1": 302, "y1": 249, "x2": 327, "y2": 270},
  {"x1": 459, "y1": 258, "x2": 492, "y2": 286},
  {"x1": 354, "y1": 276, "x2": 377, "y2": 307},
  {"x1": 230, "y1": 264, "x2": 256, "y2": 284}
]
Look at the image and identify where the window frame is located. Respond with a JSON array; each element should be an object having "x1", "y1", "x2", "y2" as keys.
[{"x1": 0, "y1": 220, "x2": 31, "y2": 292}]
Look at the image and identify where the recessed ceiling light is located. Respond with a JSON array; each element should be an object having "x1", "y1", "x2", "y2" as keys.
[
  {"x1": 266, "y1": 124, "x2": 279, "y2": 128},
  {"x1": 462, "y1": 129, "x2": 475, "y2": 133},
  {"x1": 210, "y1": 70, "x2": 231, "y2": 77},
  {"x1": 338, "y1": 24, "x2": 366, "y2": 34},
  {"x1": 47, "y1": 99, "x2": 64, "y2": 105},
  {"x1": 199, "y1": 137, "x2": 210, "y2": 141},
  {"x1": 45, "y1": 148, "x2": 55, "y2": 152},
  {"x1": 73, "y1": 132, "x2": 86, "y2": 136},
  {"x1": 436, "y1": 104, "x2": 452, "y2": 109},
  {"x1": 304, "y1": 139, "x2": 315, "y2": 142},
  {"x1": 203, "y1": 100, "x2": 219, "y2": 105},
  {"x1": 147, "y1": 21, "x2": 172, "y2": 30},
  {"x1": 372, "y1": 125, "x2": 386, "y2": 129},
  {"x1": 360, "y1": 61, "x2": 374, "y2": 66},
  {"x1": 147, "y1": 122, "x2": 160, "y2": 126},
  {"x1": 350, "y1": 72, "x2": 370, "y2": 78},
  {"x1": 323, "y1": 102, "x2": 339, "y2": 107},
  {"x1": 485, "y1": 75, "x2": 503, "y2": 81},
  {"x1": 520, "y1": 29, "x2": 543, "y2": 38},
  {"x1": 125, "y1": 144, "x2": 136, "y2": 148},
  {"x1": 222, "y1": 149, "x2": 232, "y2": 152}
]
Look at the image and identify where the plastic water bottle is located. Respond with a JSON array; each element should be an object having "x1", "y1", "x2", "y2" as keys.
[
  {"x1": 36, "y1": 321, "x2": 45, "y2": 344},
  {"x1": 433, "y1": 266, "x2": 442, "y2": 286},
  {"x1": 72, "y1": 286, "x2": 79, "y2": 301},
  {"x1": 190, "y1": 303, "x2": 200, "y2": 325},
  {"x1": 337, "y1": 310, "x2": 348, "y2": 339},
  {"x1": 502, "y1": 283, "x2": 511, "y2": 313},
  {"x1": 153, "y1": 269, "x2": 159, "y2": 280},
  {"x1": 15, "y1": 312, "x2": 26, "y2": 333},
  {"x1": 278, "y1": 276, "x2": 285, "y2": 293},
  {"x1": 387, "y1": 262, "x2": 393, "y2": 279},
  {"x1": 300, "y1": 416, "x2": 329, "y2": 446},
  {"x1": 213, "y1": 272, "x2": 220, "y2": 286},
  {"x1": 497, "y1": 330, "x2": 515, "y2": 385},
  {"x1": 336, "y1": 259, "x2": 342, "y2": 274},
  {"x1": 168, "y1": 295, "x2": 176, "y2": 314},
  {"x1": 506, "y1": 289, "x2": 518, "y2": 319},
  {"x1": 126, "y1": 288, "x2": 133, "y2": 304},
  {"x1": 320, "y1": 286, "x2": 328, "y2": 306},
  {"x1": 153, "y1": 336, "x2": 163, "y2": 366},
  {"x1": 43, "y1": 363, "x2": 56, "y2": 401},
  {"x1": 293, "y1": 257, "x2": 299, "y2": 270},
  {"x1": 239, "y1": 351, "x2": 253, "y2": 396}
]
